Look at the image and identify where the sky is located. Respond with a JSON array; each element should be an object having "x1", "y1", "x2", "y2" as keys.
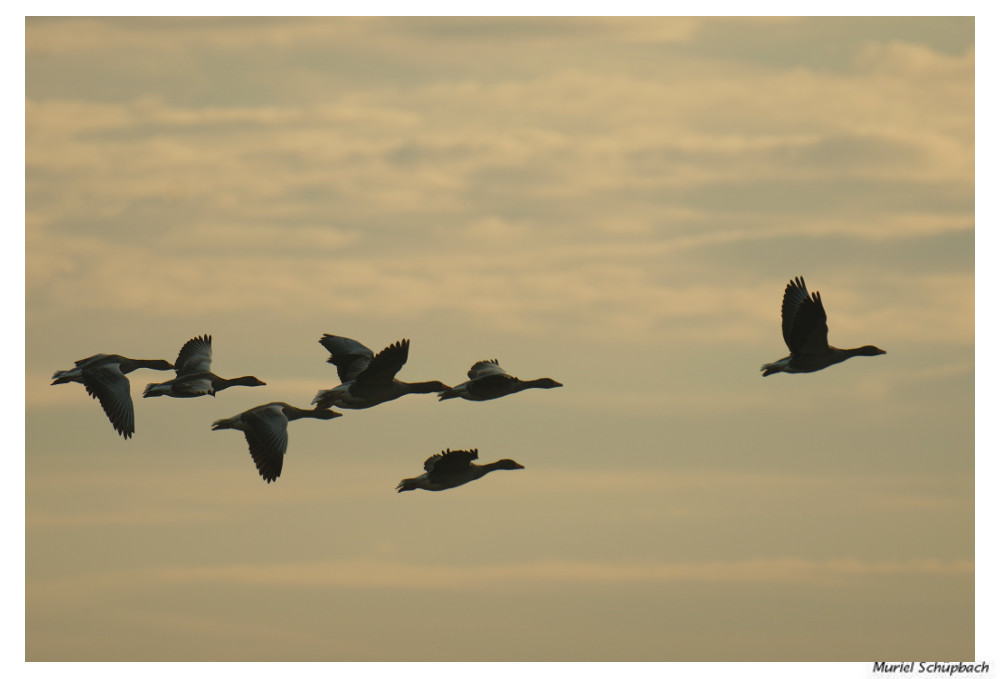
[{"x1": 24, "y1": 16, "x2": 976, "y2": 662}]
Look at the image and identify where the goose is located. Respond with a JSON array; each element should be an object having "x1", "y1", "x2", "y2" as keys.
[
  {"x1": 312, "y1": 335, "x2": 450, "y2": 410},
  {"x1": 438, "y1": 359, "x2": 562, "y2": 401},
  {"x1": 396, "y1": 448, "x2": 524, "y2": 493},
  {"x1": 211, "y1": 402, "x2": 342, "y2": 483},
  {"x1": 51, "y1": 353, "x2": 174, "y2": 438},
  {"x1": 761, "y1": 276, "x2": 886, "y2": 377},
  {"x1": 143, "y1": 335, "x2": 266, "y2": 398}
]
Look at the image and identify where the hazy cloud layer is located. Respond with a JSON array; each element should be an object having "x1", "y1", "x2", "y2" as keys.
[
  {"x1": 27, "y1": 18, "x2": 973, "y2": 343},
  {"x1": 30, "y1": 556, "x2": 971, "y2": 604}
]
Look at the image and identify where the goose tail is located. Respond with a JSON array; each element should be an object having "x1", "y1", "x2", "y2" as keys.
[
  {"x1": 51, "y1": 368, "x2": 81, "y2": 385},
  {"x1": 143, "y1": 382, "x2": 168, "y2": 398},
  {"x1": 210, "y1": 416, "x2": 239, "y2": 431},
  {"x1": 760, "y1": 358, "x2": 789, "y2": 377},
  {"x1": 312, "y1": 389, "x2": 335, "y2": 409},
  {"x1": 396, "y1": 478, "x2": 419, "y2": 493}
]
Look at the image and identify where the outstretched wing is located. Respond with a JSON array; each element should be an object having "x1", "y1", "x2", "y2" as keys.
[
  {"x1": 242, "y1": 405, "x2": 289, "y2": 483},
  {"x1": 174, "y1": 335, "x2": 213, "y2": 375},
  {"x1": 319, "y1": 335, "x2": 375, "y2": 383},
  {"x1": 82, "y1": 362, "x2": 135, "y2": 438},
  {"x1": 781, "y1": 277, "x2": 829, "y2": 354}
]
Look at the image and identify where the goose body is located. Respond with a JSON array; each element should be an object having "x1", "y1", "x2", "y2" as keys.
[
  {"x1": 396, "y1": 448, "x2": 524, "y2": 492},
  {"x1": 211, "y1": 402, "x2": 341, "y2": 483},
  {"x1": 438, "y1": 359, "x2": 562, "y2": 401},
  {"x1": 761, "y1": 276, "x2": 886, "y2": 377},
  {"x1": 51, "y1": 353, "x2": 173, "y2": 438},
  {"x1": 312, "y1": 335, "x2": 449, "y2": 410},
  {"x1": 143, "y1": 335, "x2": 265, "y2": 398}
]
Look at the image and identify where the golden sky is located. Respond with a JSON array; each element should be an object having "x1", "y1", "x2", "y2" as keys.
[{"x1": 25, "y1": 16, "x2": 975, "y2": 661}]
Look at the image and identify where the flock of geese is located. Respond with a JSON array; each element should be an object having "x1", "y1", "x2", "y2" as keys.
[
  {"x1": 50, "y1": 331, "x2": 562, "y2": 489},
  {"x1": 51, "y1": 277, "x2": 885, "y2": 490}
]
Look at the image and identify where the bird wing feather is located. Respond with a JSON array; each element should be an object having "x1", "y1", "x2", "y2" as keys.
[
  {"x1": 82, "y1": 362, "x2": 135, "y2": 438},
  {"x1": 242, "y1": 405, "x2": 289, "y2": 482},
  {"x1": 468, "y1": 359, "x2": 507, "y2": 380},
  {"x1": 781, "y1": 277, "x2": 829, "y2": 354},
  {"x1": 355, "y1": 339, "x2": 409, "y2": 386},
  {"x1": 426, "y1": 448, "x2": 478, "y2": 473},
  {"x1": 174, "y1": 335, "x2": 213, "y2": 375},
  {"x1": 319, "y1": 335, "x2": 376, "y2": 382}
]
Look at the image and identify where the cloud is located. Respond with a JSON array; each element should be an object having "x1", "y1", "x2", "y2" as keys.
[
  {"x1": 26, "y1": 17, "x2": 378, "y2": 56},
  {"x1": 26, "y1": 218, "x2": 972, "y2": 351},
  {"x1": 28, "y1": 508, "x2": 230, "y2": 528},
  {"x1": 29, "y1": 556, "x2": 972, "y2": 608},
  {"x1": 27, "y1": 31, "x2": 973, "y2": 222},
  {"x1": 854, "y1": 40, "x2": 974, "y2": 78},
  {"x1": 156, "y1": 556, "x2": 973, "y2": 587}
]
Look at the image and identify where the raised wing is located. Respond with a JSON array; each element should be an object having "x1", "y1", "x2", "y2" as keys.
[
  {"x1": 174, "y1": 335, "x2": 213, "y2": 375},
  {"x1": 319, "y1": 334, "x2": 376, "y2": 383},
  {"x1": 355, "y1": 339, "x2": 409, "y2": 386},
  {"x1": 781, "y1": 277, "x2": 829, "y2": 354}
]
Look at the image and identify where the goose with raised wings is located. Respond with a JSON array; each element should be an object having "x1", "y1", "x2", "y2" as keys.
[
  {"x1": 144, "y1": 335, "x2": 265, "y2": 398},
  {"x1": 312, "y1": 335, "x2": 449, "y2": 410},
  {"x1": 761, "y1": 276, "x2": 886, "y2": 377}
]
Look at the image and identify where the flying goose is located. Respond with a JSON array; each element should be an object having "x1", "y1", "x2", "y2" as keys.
[
  {"x1": 51, "y1": 353, "x2": 174, "y2": 438},
  {"x1": 312, "y1": 335, "x2": 450, "y2": 410},
  {"x1": 396, "y1": 448, "x2": 524, "y2": 493},
  {"x1": 143, "y1": 334, "x2": 266, "y2": 398},
  {"x1": 761, "y1": 276, "x2": 886, "y2": 377},
  {"x1": 438, "y1": 359, "x2": 562, "y2": 401},
  {"x1": 211, "y1": 402, "x2": 341, "y2": 483}
]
